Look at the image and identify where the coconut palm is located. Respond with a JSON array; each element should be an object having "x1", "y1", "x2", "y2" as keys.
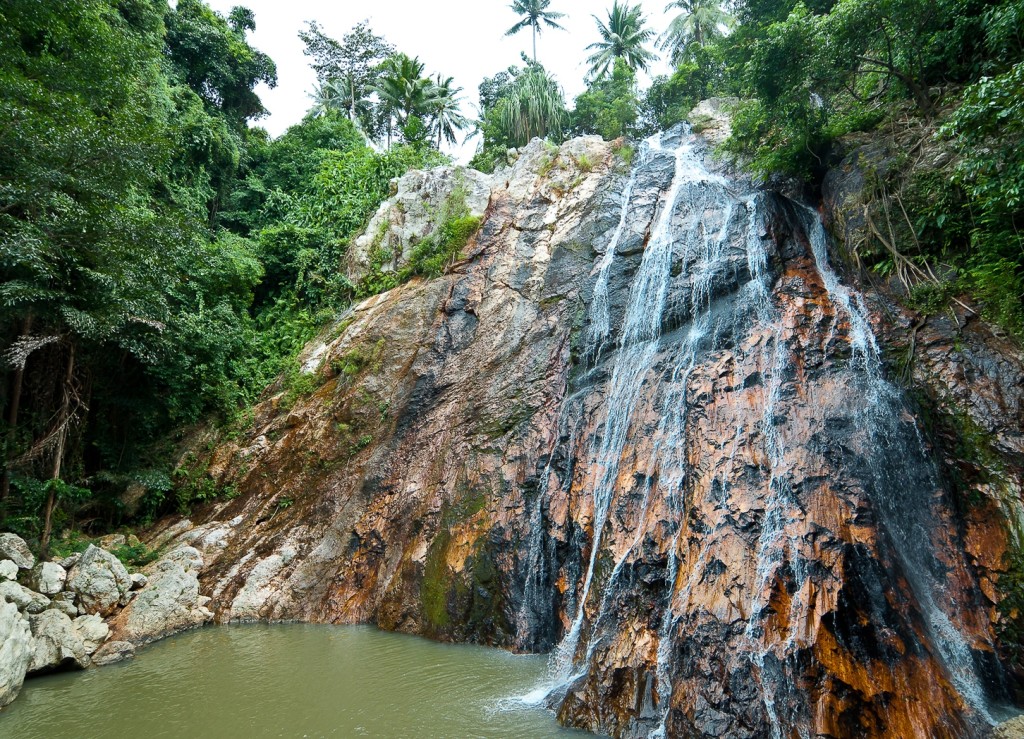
[
  {"x1": 428, "y1": 75, "x2": 470, "y2": 149},
  {"x1": 308, "y1": 79, "x2": 345, "y2": 117},
  {"x1": 374, "y1": 53, "x2": 434, "y2": 129},
  {"x1": 497, "y1": 65, "x2": 568, "y2": 146},
  {"x1": 586, "y1": 2, "x2": 657, "y2": 79},
  {"x1": 657, "y1": 0, "x2": 734, "y2": 65},
  {"x1": 505, "y1": 0, "x2": 567, "y2": 64}
]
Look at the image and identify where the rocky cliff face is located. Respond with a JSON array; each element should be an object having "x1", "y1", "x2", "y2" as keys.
[{"x1": 157, "y1": 126, "x2": 1023, "y2": 737}]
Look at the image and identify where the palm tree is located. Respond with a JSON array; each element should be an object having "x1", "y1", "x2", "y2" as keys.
[
  {"x1": 497, "y1": 66, "x2": 568, "y2": 146},
  {"x1": 505, "y1": 0, "x2": 567, "y2": 63},
  {"x1": 308, "y1": 79, "x2": 345, "y2": 118},
  {"x1": 586, "y1": 2, "x2": 657, "y2": 79},
  {"x1": 657, "y1": 0, "x2": 734, "y2": 65},
  {"x1": 374, "y1": 53, "x2": 434, "y2": 135},
  {"x1": 428, "y1": 75, "x2": 470, "y2": 149}
]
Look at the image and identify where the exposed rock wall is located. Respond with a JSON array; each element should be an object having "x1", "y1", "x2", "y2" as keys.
[{"x1": 152, "y1": 128, "x2": 1023, "y2": 737}]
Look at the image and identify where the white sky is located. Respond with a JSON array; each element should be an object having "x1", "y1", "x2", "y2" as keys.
[{"x1": 204, "y1": 0, "x2": 677, "y2": 161}]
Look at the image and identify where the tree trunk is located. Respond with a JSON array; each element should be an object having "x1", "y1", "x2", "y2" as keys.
[
  {"x1": 40, "y1": 342, "x2": 74, "y2": 554},
  {"x1": 1, "y1": 315, "x2": 33, "y2": 506},
  {"x1": 350, "y1": 75, "x2": 356, "y2": 122},
  {"x1": 533, "y1": 25, "x2": 537, "y2": 64}
]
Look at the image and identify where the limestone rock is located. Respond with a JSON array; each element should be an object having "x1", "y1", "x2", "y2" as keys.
[
  {"x1": 46, "y1": 595, "x2": 78, "y2": 618},
  {"x1": 0, "y1": 560, "x2": 18, "y2": 582},
  {"x1": 345, "y1": 166, "x2": 492, "y2": 286},
  {"x1": 65, "y1": 545, "x2": 132, "y2": 616},
  {"x1": 90, "y1": 640, "x2": 134, "y2": 666},
  {"x1": 105, "y1": 546, "x2": 212, "y2": 646},
  {"x1": 0, "y1": 580, "x2": 50, "y2": 614},
  {"x1": 0, "y1": 600, "x2": 31, "y2": 707},
  {"x1": 0, "y1": 533, "x2": 34, "y2": 570},
  {"x1": 130, "y1": 573, "x2": 148, "y2": 590},
  {"x1": 27, "y1": 610, "x2": 88, "y2": 673},
  {"x1": 57, "y1": 553, "x2": 81, "y2": 570},
  {"x1": 72, "y1": 614, "x2": 110, "y2": 655},
  {"x1": 688, "y1": 97, "x2": 739, "y2": 147},
  {"x1": 28, "y1": 561, "x2": 67, "y2": 595}
]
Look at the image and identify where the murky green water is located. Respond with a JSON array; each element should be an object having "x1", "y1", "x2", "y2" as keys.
[{"x1": 0, "y1": 624, "x2": 582, "y2": 738}]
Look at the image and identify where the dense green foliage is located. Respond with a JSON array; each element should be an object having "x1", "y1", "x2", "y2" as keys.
[
  {"x1": 0, "y1": 1, "x2": 454, "y2": 547},
  {"x1": 470, "y1": 63, "x2": 569, "y2": 172},
  {"x1": 2, "y1": 0, "x2": 1022, "y2": 551}
]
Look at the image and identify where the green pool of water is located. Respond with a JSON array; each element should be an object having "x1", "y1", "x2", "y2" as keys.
[{"x1": 0, "y1": 624, "x2": 582, "y2": 738}]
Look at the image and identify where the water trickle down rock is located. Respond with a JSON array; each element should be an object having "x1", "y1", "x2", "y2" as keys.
[{"x1": 154, "y1": 127, "x2": 1017, "y2": 738}]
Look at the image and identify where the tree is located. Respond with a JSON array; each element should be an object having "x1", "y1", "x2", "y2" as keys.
[
  {"x1": 658, "y1": 0, "x2": 734, "y2": 65},
  {"x1": 497, "y1": 65, "x2": 569, "y2": 146},
  {"x1": 374, "y1": 54, "x2": 435, "y2": 141},
  {"x1": 571, "y1": 58, "x2": 641, "y2": 140},
  {"x1": 505, "y1": 0, "x2": 567, "y2": 63},
  {"x1": 165, "y1": 0, "x2": 278, "y2": 125},
  {"x1": 429, "y1": 76, "x2": 471, "y2": 148},
  {"x1": 299, "y1": 20, "x2": 394, "y2": 133},
  {"x1": 586, "y1": 2, "x2": 658, "y2": 78}
]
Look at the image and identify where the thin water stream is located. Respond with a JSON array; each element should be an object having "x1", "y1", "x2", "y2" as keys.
[{"x1": 0, "y1": 624, "x2": 584, "y2": 739}]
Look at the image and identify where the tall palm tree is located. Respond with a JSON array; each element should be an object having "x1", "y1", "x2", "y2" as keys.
[
  {"x1": 586, "y1": 2, "x2": 657, "y2": 78},
  {"x1": 497, "y1": 66, "x2": 568, "y2": 146},
  {"x1": 505, "y1": 0, "x2": 567, "y2": 63},
  {"x1": 374, "y1": 53, "x2": 434, "y2": 131},
  {"x1": 657, "y1": 0, "x2": 734, "y2": 65},
  {"x1": 428, "y1": 75, "x2": 470, "y2": 149}
]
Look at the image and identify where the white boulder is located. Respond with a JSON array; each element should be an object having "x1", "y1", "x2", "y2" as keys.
[
  {"x1": 27, "y1": 610, "x2": 88, "y2": 673},
  {"x1": 65, "y1": 545, "x2": 132, "y2": 616},
  {"x1": 0, "y1": 533, "x2": 34, "y2": 570},
  {"x1": 105, "y1": 546, "x2": 211, "y2": 646},
  {"x1": 0, "y1": 580, "x2": 50, "y2": 614},
  {"x1": 72, "y1": 614, "x2": 110, "y2": 655},
  {"x1": 28, "y1": 561, "x2": 67, "y2": 595},
  {"x1": 91, "y1": 640, "x2": 135, "y2": 666},
  {"x1": 0, "y1": 601, "x2": 31, "y2": 707},
  {"x1": 0, "y1": 560, "x2": 18, "y2": 581}
]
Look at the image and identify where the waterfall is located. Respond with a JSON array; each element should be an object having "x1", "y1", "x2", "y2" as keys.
[
  {"x1": 508, "y1": 123, "x2": 998, "y2": 736},
  {"x1": 802, "y1": 210, "x2": 996, "y2": 724}
]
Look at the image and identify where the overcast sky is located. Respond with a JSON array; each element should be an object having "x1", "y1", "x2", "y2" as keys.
[{"x1": 204, "y1": 0, "x2": 677, "y2": 161}]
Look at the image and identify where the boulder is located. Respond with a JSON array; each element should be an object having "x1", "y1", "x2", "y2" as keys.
[
  {"x1": 0, "y1": 581, "x2": 50, "y2": 614},
  {"x1": 0, "y1": 601, "x2": 31, "y2": 707},
  {"x1": 0, "y1": 560, "x2": 18, "y2": 582},
  {"x1": 105, "y1": 546, "x2": 211, "y2": 646},
  {"x1": 27, "y1": 610, "x2": 88, "y2": 673},
  {"x1": 130, "y1": 573, "x2": 148, "y2": 590},
  {"x1": 0, "y1": 533, "x2": 34, "y2": 570},
  {"x1": 46, "y1": 592, "x2": 78, "y2": 618},
  {"x1": 72, "y1": 614, "x2": 110, "y2": 655},
  {"x1": 65, "y1": 545, "x2": 132, "y2": 616},
  {"x1": 90, "y1": 640, "x2": 135, "y2": 666},
  {"x1": 28, "y1": 561, "x2": 67, "y2": 595},
  {"x1": 57, "y1": 553, "x2": 81, "y2": 570}
]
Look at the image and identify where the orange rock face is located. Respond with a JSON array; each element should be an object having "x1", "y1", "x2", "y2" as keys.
[{"x1": 152, "y1": 129, "x2": 1022, "y2": 738}]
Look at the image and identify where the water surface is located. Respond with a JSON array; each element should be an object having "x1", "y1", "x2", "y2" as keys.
[{"x1": 1, "y1": 624, "x2": 582, "y2": 738}]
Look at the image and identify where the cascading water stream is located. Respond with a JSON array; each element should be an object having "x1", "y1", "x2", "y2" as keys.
[
  {"x1": 507, "y1": 124, "x2": 998, "y2": 736},
  {"x1": 801, "y1": 209, "x2": 996, "y2": 725},
  {"x1": 552, "y1": 133, "x2": 728, "y2": 682}
]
